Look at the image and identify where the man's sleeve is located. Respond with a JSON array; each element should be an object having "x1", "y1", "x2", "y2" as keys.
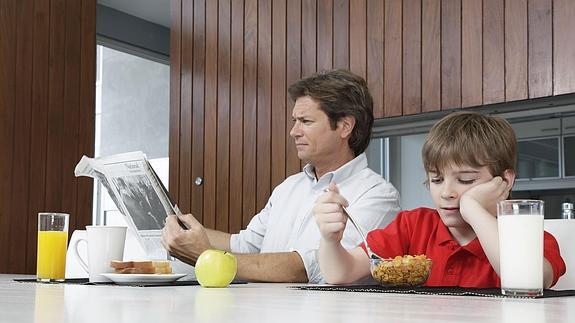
[{"x1": 229, "y1": 199, "x2": 272, "y2": 254}]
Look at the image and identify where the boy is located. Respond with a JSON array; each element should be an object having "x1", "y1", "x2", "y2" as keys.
[{"x1": 314, "y1": 111, "x2": 566, "y2": 287}]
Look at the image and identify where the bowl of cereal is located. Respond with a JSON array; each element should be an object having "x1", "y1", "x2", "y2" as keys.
[{"x1": 370, "y1": 255, "x2": 432, "y2": 286}]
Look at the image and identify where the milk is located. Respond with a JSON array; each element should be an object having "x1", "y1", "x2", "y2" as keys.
[{"x1": 498, "y1": 214, "x2": 543, "y2": 293}]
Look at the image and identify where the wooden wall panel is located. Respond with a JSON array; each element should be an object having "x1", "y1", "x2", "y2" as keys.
[
  {"x1": 461, "y1": 0, "x2": 482, "y2": 108},
  {"x1": 441, "y1": 0, "x2": 461, "y2": 110},
  {"x1": 286, "y1": 0, "x2": 304, "y2": 176},
  {"x1": 171, "y1": 0, "x2": 575, "y2": 233},
  {"x1": 285, "y1": 0, "x2": 302, "y2": 178},
  {"x1": 402, "y1": 0, "x2": 421, "y2": 115},
  {"x1": 271, "y1": 0, "x2": 286, "y2": 189},
  {"x1": 367, "y1": 0, "x2": 384, "y2": 118},
  {"x1": 384, "y1": 0, "x2": 402, "y2": 117},
  {"x1": 216, "y1": 0, "x2": 231, "y2": 232},
  {"x1": 505, "y1": 0, "x2": 528, "y2": 101},
  {"x1": 242, "y1": 0, "x2": 257, "y2": 227},
  {"x1": 350, "y1": 0, "x2": 366, "y2": 78},
  {"x1": 317, "y1": 0, "x2": 333, "y2": 71},
  {"x1": 333, "y1": 0, "x2": 349, "y2": 70},
  {"x1": 553, "y1": 0, "x2": 575, "y2": 95},
  {"x1": 0, "y1": 0, "x2": 95, "y2": 274},
  {"x1": 528, "y1": 0, "x2": 553, "y2": 98},
  {"x1": 483, "y1": 0, "x2": 505, "y2": 104},
  {"x1": 191, "y1": 0, "x2": 205, "y2": 221},
  {"x1": 421, "y1": 0, "x2": 441, "y2": 112},
  {"x1": 256, "y1": 0, "x2": 272, "y2": 215},
  {"x1": 229, "y1": 0, "x2": 245, "y2": 233}
]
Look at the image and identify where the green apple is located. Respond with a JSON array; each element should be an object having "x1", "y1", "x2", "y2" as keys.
[{"x1": 195, "y1": 249, "x2": 237, "y2": 287}]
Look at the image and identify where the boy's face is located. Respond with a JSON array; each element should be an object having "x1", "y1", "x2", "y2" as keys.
[{"x1": 428, "y1": 163, "x2": 494, "y2": 228}]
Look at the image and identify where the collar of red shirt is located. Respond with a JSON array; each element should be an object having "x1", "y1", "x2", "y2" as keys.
[{"x1": 434, "y1": 213, "x2": 489, "y2": 261}]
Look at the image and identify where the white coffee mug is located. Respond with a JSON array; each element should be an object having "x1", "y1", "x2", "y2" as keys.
[{"x1": 73, "y1": 226, "x2": 127, "y2": 283}]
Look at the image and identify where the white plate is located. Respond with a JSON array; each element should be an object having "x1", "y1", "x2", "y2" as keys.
[{"x1": 101, "y1": 273, "x2": 187, "y2": 285}]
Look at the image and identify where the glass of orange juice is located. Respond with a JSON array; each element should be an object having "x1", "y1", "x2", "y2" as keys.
[{"x1": 37, "y1": 213, "x2": 69, "y2": 282}]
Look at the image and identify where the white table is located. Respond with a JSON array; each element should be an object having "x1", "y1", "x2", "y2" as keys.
[{"x1": 1, "y1": 274, "x2": 574, "y2": 323}]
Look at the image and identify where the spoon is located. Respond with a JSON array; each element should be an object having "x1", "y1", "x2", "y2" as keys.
[{"x1": 324, "y1": 188, "x2": 382, "y2": 260}]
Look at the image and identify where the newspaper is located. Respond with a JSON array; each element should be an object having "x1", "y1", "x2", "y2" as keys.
[{"x1": 74, "y1": 151, "x2": 179, "y2": 260}]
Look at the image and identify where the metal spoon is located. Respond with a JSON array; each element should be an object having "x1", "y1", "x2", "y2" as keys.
[
  {"x1": 340, "y1": 205, "x2": 382, "y2": 260},
  {"x1": 324, "y1": 188, "x2": 382, "y2": 260}
]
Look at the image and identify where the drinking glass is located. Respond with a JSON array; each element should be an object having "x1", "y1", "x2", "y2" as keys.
[
  {"x1": 36, "y1": 213, "x2": 69, "y2": 282},
  {"x1": 497, "y1": 200, "x2": 544, "y2": 297}
]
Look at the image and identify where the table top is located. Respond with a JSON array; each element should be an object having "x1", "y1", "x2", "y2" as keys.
[{"x1": 1, "y1": 274, "x2": 574, "y2": 323}]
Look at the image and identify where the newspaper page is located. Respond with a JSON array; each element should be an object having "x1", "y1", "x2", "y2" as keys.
[{"x1": 74, "y1": 151, "x2": 177, "y2": 260}]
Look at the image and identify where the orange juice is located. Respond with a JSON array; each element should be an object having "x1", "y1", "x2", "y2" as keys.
[{"x1": 36, "y1": 231, "x2": 68, "y2": 281}]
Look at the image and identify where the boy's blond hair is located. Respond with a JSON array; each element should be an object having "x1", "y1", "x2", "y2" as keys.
[{"x1": 422, "y1": 111, "x2": 517, "y2": 178}]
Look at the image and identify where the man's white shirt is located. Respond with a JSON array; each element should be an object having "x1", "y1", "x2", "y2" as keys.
[{"x1": 229, "y1": 153, "x2": 400, "y2": 283}]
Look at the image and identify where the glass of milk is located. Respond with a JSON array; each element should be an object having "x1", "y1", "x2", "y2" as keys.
[{"x1": 497, "y1": 200, "x2": 544, "y2": 297}]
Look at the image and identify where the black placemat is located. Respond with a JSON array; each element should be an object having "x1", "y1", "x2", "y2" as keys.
[
  {"x1": 15, "y1": 278, "x2": 247, "y2": 287},
  {"x1": 291, "y1": 285, "x2": 575, "y2": 299}
]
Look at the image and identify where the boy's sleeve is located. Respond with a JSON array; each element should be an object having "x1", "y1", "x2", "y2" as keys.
[
  {"x1": 361, "y1": 211, "x2": 411, "y2": 258},
  {"x1": 543, "y1": 231, "x2": 567, "y2": 287}
]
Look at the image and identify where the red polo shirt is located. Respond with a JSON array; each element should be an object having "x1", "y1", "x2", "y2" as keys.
[{"x1": 363, "y1": 207, "x2": 566, "y2": 288}]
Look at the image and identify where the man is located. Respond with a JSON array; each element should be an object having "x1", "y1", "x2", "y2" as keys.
[{"x1": 162, "y1": 69, "x2": 400, "y2": 283}]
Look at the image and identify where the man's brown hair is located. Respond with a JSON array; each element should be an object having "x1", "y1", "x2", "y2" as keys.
[
  {"x1": 422, "y1": 111, "x2": 517, "y2": 178},
  {"x1": 288, "y1": 69, "x2": 374, "y2": 156}
]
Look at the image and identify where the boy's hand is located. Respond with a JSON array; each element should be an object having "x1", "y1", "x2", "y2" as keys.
[
  {"x1": 460, "y1": 176, "x2": 509, "y2": 221},
  {"x1": 313, "y1": 182, "x2": 349, "y2": 243}
]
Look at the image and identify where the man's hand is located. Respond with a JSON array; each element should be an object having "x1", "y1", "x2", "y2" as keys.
[
  {"x1": 313, "y1": 182, "x2": 349, "y2": 243},
  {"x1": 161, "y1": 213, "x2": 212, "y2": 265},
  {"x1": 460, "y1": 176, "x2": 509, "y2": 222}
]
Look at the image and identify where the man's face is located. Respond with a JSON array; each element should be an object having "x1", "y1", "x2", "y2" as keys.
[
  {"x1": 428, "y1": 163, "x2": 494, "y2": 229},
  {"x1": 289, "y1": 96, "x2": 350, "y2": 166}
]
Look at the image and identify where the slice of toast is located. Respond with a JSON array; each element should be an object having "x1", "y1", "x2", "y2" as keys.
[{"x1": 110, "y1": 260, "x2": 172, "y2": 274}]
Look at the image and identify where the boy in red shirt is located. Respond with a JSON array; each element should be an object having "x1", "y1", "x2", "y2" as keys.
[{"x1": 314, "y1": 112, "x2": 566, "y2": 287}]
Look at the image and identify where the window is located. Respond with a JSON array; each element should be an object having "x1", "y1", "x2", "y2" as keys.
[{"x1": 93, "y1": 45, "x2": 170, "y2": 225}]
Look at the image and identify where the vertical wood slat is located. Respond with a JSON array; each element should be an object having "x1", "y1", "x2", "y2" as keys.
[
  {"x1": 461, "y1": 0, "x2": 482, "y2": 108},
  {"x1": 301, "y1": 0, "x2": 317, "y2": 77},
  {"x1": 333, "y1": 0, "x2": 349, "y2": 70},
  {"x1": 483, "y1": 0, "x2": 505, "y2": 104},
  {"x1": 421, "y1": 0, "x2": 441, "y2": 112},
  {"x1": 528, "y1": 0, "x2": 552, "y2": 98},
  {"x1": 0, "y1": 0, "x2": 16, "y2": 273},
  {"x1": 192, "y1": 0, "x2": 206, "y2": 222},
  {"x1": 440, "y1": 0, "x2": 461, "y2": 110},
  {"x1": 285, "y1": 0, "x2": 302, "y2": 178},
  {"x1": 256, "y1": 0, "x2": 272, "y2": 214},
  {"x1": 229, "y1": 0, "x2": 244, "y2": 233},
  {"x1": 216, "y1": 0, "x2": 230, "y2": 232},
  {"x1": 45, "y1": 0, "x2": 67, "y2": 212},
  {"x1": 242, "y1": 0, "x2": 257, "y2": 227},
  {"x1": 317, "y1": 0, "x2": 333, "y2": 71},
  {"x1": 203, "y1": 0, "x2": 218, "y2": 229},
  {"x1": 26, "y1": 0, "x2": 51, "y2": 274},
  {"x1": 366, "y1": 0, "x2": 384, "y2": 118},
  {"x1": 553, "y1": 0, "x2": 575, "y2": 95},
  {"x1": 349, "y1": 0, "x2": 366, "y2": 78},
  {"x1": 402, "y1": 0, "x2": 421, "y2": 115},
  {"x1": 505, "y1": 0, "x2": 528, "y2": 102},
  {"x1": 178, "y1": 0, "x2": 192, "y2": 213},
  {"x1": 11, "y1": 0, "x2": 34, "y2": 274},
  {"x1": 271, "y1": 0, "x2": 286, "y2": 189},
  {"x1": 169, "y1": 0, "x2": 182, "y2": 212},
  {"x1": 384, "y1": 0, "x2": 402, "y2": 117}
]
